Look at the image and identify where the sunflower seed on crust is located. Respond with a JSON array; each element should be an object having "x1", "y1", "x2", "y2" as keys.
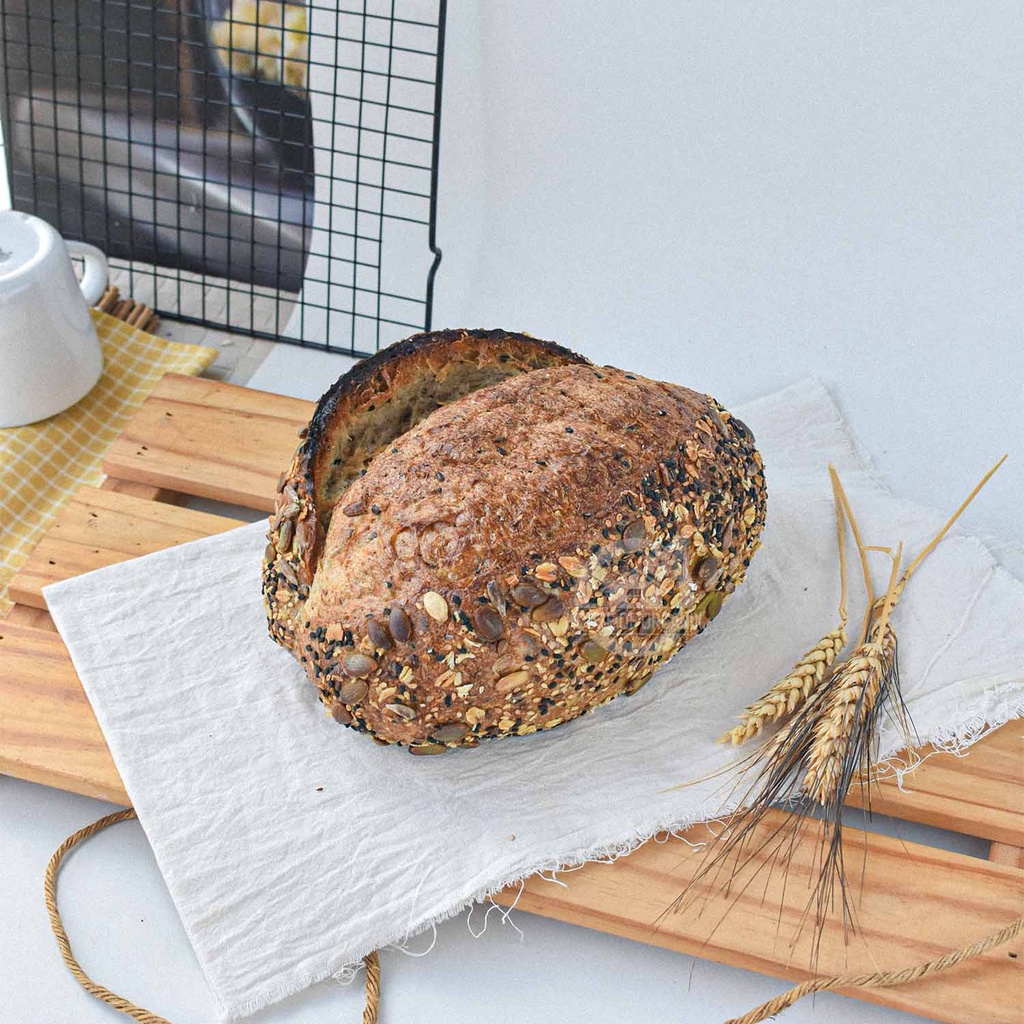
[
  {"x1": 294, "y1": 517, "x2": 314, "y2": 557},
  {"x1": 276, "y1": 519, "x2": 294, "y2": 554},
  {"x1": 486, "y1": 579, "x2": 508, "y2": 616}
]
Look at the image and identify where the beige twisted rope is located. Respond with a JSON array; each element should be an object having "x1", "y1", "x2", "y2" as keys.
[
  {"x1": 44, "y1": 809, "x2": 171, "y2": 1024},
  {"x1": 362, "y1": 949, "x2": 381, "y2": 1024},
  {"x1": 724, "y1": 913, "x2": 1024, "y2": 1024},
  {"x1": 44, "y1": 808, "x2": 383, "y2": 1023}
]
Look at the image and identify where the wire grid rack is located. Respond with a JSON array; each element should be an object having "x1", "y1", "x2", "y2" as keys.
[{"x1": 0, "y1": 0, "x2": 446, "y2": 356}]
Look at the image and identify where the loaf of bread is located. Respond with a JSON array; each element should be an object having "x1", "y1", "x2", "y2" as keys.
[{"x1": 263, "y1": 329, "x2": 766, "y2": 752}]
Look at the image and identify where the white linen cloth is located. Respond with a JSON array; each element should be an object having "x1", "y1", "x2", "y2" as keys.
[{"x1": 45, "y1": 380, "x2": 1024, "y2": 1020}]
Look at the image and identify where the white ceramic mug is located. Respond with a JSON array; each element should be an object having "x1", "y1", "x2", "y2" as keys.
[{"x1": 0, "y1": 211, "x2": 109, "y2": 428}]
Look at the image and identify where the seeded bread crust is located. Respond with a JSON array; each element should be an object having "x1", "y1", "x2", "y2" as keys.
[{"x1": 263, "y1": 331, "x2": 767, "y2": 752}]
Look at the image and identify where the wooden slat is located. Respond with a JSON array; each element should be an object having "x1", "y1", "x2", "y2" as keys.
[
  {"x1": 2, "y1": 604, "x2": 56, "y2": 631},
  {"x1": 103, "y1": 374, "x2": 312, "y2": 511},
  {"x1": 0, "y1": 623, "x2": 126, "y2": 804},
  {"x1": 492, "y1": 813, "x2": 1024, "y2": 1024},
  {"x1": 8, "y1": 485, "x2": 245, "y2": 609},
  {"x1": 990, "y1": 843, "x2": 1024, "y2": 869},
  {"x1": 846, "y1": 726, "x2": 1024, "y2": 847},
  {"x1": 100, "y1": 476, "x2": 186, "y2": 504}
]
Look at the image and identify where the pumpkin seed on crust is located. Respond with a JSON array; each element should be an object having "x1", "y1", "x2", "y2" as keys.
[
  {"x1": 389, "y1": 605, "x2": 413, "y2": 642},
  {"x1": 366, "y1": 618, "x2": 392, "y2": 650},
  {"x1": 511, "y1": 582, "x2": 547, "y2": 608},
  {"x1": 423, "y1": 591, "x2": 449, "y2": 622},
  {"x1": 343, "y1": 653, "x2": 377, "y2": 677},
  {"x1": 473, "y1": 607, "x2": 505, "y2": 642},
  {"x1": 431, "y1": 722, "x2": 470, "y2": 743},
  {"x1": 338, "y1": 678, "x2": 369, "y2": 703}
]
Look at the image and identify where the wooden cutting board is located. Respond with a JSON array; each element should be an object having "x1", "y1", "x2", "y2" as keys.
[{"x1": 1, "y1": 373, "x2": 1021, "y2": 1022}]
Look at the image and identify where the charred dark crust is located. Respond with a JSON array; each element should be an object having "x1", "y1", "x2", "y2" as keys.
[{"x1": 305, "y1": 328, "x2": 588, "y2": 465}]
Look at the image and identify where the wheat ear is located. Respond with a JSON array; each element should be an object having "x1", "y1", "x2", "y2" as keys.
[
  {"x1": 720, "y1": 472, "x2": 851, "y2": 745},
  {"x1": 802, "y1": 546, "x2": 902, "y2": 805},
  {"x1": 720, "y1": 628, "x2": 848, "y2": 745}
]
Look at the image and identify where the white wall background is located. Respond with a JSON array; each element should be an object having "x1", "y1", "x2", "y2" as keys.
[{"x1": 434, "y1": 1, "x2": 1023, "y2": 544}]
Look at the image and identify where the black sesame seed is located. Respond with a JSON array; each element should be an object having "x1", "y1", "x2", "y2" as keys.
[
  {"x1": 565, "y1": 426, "x2": 574, "y2": 434},
  {"x1": 436, "y1": 471, "x2": 445, "y2": 481}
]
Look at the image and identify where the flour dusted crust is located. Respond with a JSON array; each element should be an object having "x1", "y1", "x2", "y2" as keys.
[{"x1": 263, "y1": 329, "x2": 767, "y2": 752}]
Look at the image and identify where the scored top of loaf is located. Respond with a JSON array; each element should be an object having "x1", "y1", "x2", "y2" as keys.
[{"x1": 306, "y1": 363, "x2": 719, "y2": 624}]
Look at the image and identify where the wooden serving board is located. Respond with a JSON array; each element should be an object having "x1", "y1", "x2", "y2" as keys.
[{"x1": 1, "y1": 374, "x2": 1021, "y2": 1022}]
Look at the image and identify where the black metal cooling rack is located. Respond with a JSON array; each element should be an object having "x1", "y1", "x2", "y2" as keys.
[{"x1": 0, "y1": 0, "x2": 446, "y2": 356}]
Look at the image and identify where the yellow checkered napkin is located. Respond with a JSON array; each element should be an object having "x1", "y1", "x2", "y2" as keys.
[{"x1": 0, "y1": 311, "x2": 217, "y2": 615}]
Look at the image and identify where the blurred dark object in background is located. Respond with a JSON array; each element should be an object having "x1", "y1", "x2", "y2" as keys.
[{"x1": 0, "y1": 0, "x2": 314, "y2": 292}]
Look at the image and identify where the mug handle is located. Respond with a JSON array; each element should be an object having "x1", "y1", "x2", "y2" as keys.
[{"x1": 64, "y1": 240, "x2": 110, "y2": 306}]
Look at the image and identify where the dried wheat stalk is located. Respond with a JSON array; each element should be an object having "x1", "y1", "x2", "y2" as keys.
[{"x1": 680, "y1": 456, "x2": 1007, "y2": 951}]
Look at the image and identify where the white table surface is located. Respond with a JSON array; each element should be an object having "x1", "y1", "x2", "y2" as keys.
[{"x1": 3, "y1": 4, "x2": 1021, "y2": 1021}]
